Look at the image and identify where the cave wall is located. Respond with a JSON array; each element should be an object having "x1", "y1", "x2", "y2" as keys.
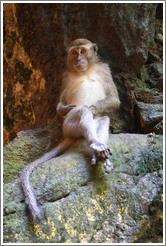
[{"x1": 3, "y1": 3, "x2": 163, "y2": 145}]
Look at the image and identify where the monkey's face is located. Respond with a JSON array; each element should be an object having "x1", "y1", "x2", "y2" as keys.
[{"x1": 68, "y1": 46, "x2": 92, "y2": 72}]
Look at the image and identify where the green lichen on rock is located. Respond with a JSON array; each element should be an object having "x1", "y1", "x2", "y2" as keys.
[
  {"x1": 3, "y1": 129, "x2": 50, "y2": 183},
  {"x1": 136, "y1": 146, "x2": 163, "y2": 176}
]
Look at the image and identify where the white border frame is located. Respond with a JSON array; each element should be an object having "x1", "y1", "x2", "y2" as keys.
[{"x1": 1, "y1": 1, "x2": 165, "y2": 245}]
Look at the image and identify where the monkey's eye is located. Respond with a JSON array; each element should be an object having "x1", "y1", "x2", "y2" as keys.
[
  {"x1": 81, "y1": 49, "x2": 86, "y2": 54},
  {"x1": 72, "y1": 50, "x2": 77, "y2": 55}
]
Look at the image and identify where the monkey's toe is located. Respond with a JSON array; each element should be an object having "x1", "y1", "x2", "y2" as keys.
[
  {"x1": 108, "y1": 148, "x2": 113, "y2": 155},
  {"x1": 104, "y1": 159, "x2": 113, "y2": 173},
  {"x1": 91, "y1": 154, "x2": 97, "y2": 165}
]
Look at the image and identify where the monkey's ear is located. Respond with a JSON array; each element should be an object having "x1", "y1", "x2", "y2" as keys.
[{"x1": 93, "y1": 43, "x2": 98, "y2": 54}]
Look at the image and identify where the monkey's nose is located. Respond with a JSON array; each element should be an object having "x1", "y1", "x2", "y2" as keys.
[{"x1": 76, "y1": 55, "x2": 82, "y2": 61}]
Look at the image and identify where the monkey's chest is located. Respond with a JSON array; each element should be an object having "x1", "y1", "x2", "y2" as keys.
[{"x1": 69, "y1": 80, "x2": 106, "y2": 106}]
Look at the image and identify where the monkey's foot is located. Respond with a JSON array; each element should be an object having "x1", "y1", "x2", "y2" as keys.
[
  {"x1": 90, "y1": 142, "x2": 112, "y2": 162},
  {"x1": 103, "y1": 159, "x2": 113, "y2": 173}
]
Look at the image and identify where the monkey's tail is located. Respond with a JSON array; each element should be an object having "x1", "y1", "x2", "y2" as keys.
[{"x1": 20, "y1": 138, "x2": 74, "y2": 223}]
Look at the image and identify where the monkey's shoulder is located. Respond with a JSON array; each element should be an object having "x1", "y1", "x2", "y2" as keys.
[{"x1": 95, "y1": 62, "x2": 112, "y2": 75}]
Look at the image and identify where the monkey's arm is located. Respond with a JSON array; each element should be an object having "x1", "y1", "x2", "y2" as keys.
[
  {"x1": 56, "y1": 90, "x2": 76, "y2": 117},
  {"x1": 89, "y1": 93, "x2": 120, "y2": 116},
  {"x1": 57, "y1": 101, "x2": 76, "y2": 117},
  {"x1": 89, "y1": 63, "x2": 120, "y2": 116}
]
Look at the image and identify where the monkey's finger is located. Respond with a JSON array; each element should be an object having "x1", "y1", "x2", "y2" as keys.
[
  {"x1": 91, "y1": 154, "x2": 97, "y2": 165},
  {"x1": 93, "y1": 150, "x2": 100, "y2": 160},
  {"x1": 108, "y1": 148, "x2": 113, "y2": 156},
  {"x1": 98, "y1": 152, "x2": 105, "y2": 162},
  {"x1": 95, "y1": 151, "x2": 107, "y2": 162},
  {"x1": 102, "y1": 145, "x2": 112, "y2": 156},
  {"x1": 68, "y1": 104, "x2": 77, "y2": 108},
  {"x1": 98, "y1": 146, "x2": 111, "y2": 159},
  {"x1": 100, "y1": 150, "x2": 109, "y2": 160},
  {"x1": 104, "y1": 151, "x2": 109, "y2": 159}
]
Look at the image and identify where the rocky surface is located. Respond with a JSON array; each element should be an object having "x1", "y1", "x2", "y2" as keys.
[
  {"x1": 3, "y1": 3, "x2": 163, "y2": 145},
  {"x1": 3, "y1": 131, "x2": 163, "y2": 243},
  {"x1": 137, "y1": 102, "x2": 163, "y2": 133}
]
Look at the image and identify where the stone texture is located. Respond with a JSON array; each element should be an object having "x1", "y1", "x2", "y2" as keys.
[
  {"x1": 137, "y1": 102, "x2": 163, "y2": 134},
  {"x1": 3, "y1": 131, "x2": 163, "y2": 243},
  {"x1": 3, "y1": 4, "x2": 47, "y2": 144}
]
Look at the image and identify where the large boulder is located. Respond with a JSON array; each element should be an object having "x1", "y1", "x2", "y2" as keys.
[{"x1": 3, "y1": 131, "x2": 163, "y2": 243}]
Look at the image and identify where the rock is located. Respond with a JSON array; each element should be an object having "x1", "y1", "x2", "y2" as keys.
[
  {"x1": 3, "y1": 3, "x2": 51, "y2": 145},
  {"x1": 147, "y1": 63, "x2": 163, "y2": 88},
  {"x1": 148, "y1": 49, "x2": 162, "y2": 63},
  {"x1": 3, "y1": 117, "x2": 63, "y2": 183},
  {"x1": 156, "y1": 3, "x2": 163, "y2": 19},
  {"x1": 153, "y1": 120, "x2": 163, "y2": 134},
  {"x1": 138, "y1": 62, "x2": 163, "y2": 90},
  {"x1": 158, "y1": 78, "x2": 163, "y2": 92},
  {"x1": 136, "y1": 102, "x2": 163, "y2": 133},
  {"x1": 3, "y1": 132, "x2": 163, "y2": 243},
  {"x1": 3, "y1": 129, "x2": 50, "y2": 183},
  {"x1": 135, "y1": 88, "x2": 163, "y2": 104}
]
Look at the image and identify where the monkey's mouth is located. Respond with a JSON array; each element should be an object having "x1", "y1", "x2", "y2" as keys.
[{"x1": 74, "y1": 61, "x2": 88, "y2": 71}]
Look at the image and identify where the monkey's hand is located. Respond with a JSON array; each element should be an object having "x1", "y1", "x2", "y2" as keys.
[
  {"x1": 90, "y1": 142, "x2": 112, "y2": 162},
  {"x1": 57, "y1": 104, "x2": 76, "y2": 117},
  {"x1": 88, "y1": 105, "x2": 97, "y2": 116},
  {"x1": 90, "y1": 143, "x2": 113, "y2": 173}
]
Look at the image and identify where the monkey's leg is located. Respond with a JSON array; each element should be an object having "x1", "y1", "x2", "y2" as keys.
[
  {"x1": 90, "y1": 116, "x2": 109, "y2": 165},
  {"x1": 63, "y1": 107, "x2": 111, "y2": 161},
  {"x1": 91, "y1": 116, "x2": 113, "y2": 173},
  {"x1": 63, "y1": 106, "x2": 98, "y2": 141},
  {"x1": 95, "y1": 116, "x2": 110, "y2": 143},
  {"x1": 89, "y1": 114, "x2": 112, "y2": 165},
  {"x1": 76, "y1": 108, "x2": 112, "y2": 160}
]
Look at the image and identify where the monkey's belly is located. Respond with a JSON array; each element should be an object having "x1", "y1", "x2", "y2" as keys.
[{"x1": 69, "y1": 80, "x2": 106, "y2": 106}]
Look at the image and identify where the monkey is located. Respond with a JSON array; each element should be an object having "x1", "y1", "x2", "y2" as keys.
[{"x1": 20, "y1": 38, "x2": 120, "y2": 223}]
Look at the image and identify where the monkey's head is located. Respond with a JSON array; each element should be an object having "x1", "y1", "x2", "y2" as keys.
[{"x1": 67, "y1": 38, "x2": 98, "y2": 72}]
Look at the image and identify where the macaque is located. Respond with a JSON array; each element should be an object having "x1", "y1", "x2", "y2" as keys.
[{"x1": 20, "y1": 38, "x2": 120, "y2": 222}]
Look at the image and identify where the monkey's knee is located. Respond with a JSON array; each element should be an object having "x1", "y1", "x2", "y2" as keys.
[
  {"x1": 62, "y1": 123, "x2": 81, "y2": 139},
  {"x1": 62, "y1": 114, "x2": 82, "y2": 139},
  {"x1": 100, "y1": 116, "x2": 110, "y2": 125},
  {"x1": 95, "y1": 116, "x2": 110, "y2": 125}
]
